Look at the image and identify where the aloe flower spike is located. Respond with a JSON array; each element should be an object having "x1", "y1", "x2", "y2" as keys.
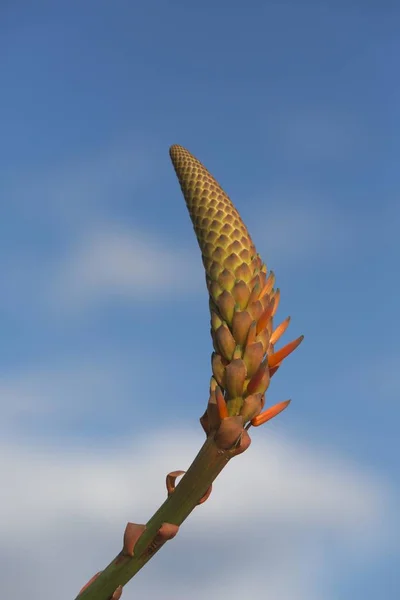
[{"x1": 76, "y1": 145, "x2": 303, "y2": 600}]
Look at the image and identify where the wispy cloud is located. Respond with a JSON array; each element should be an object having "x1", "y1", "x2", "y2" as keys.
[
  {"x1": 0, "y1": 349, "x2": 173, "y2": 438},
  {"x1": 0, "y1": 359, "x2": 131, "y2": 433},
  {"x1": 1, "y1": 429, "x2": 395, "y2": 599},
  {"x1": 3, "y1": 135, "x2": 204, "y2": 315},
  {"x1": 50, "y1": 225, "x2": 202, "y2": 310}
]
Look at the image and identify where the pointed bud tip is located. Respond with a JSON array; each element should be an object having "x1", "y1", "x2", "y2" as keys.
[{"x1": 169, "y1": 143, "x2": 183, "y2": 154}]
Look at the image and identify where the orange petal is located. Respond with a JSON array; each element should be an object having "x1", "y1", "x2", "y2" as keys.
[
  {"x1": 259, "y1": 271, "x2": 275, "y2": 299},
  {"x1": 215, "y1": 386, "x2": 229, "y2": 419},
  {"x1": 250, "y1": 399, "x2": 291, "y2": 427},
  {"x1": 271, "y1": 288, "x2": 280, "y2": 316},
  {"x1": 256, "y1": 299, "x2": 275, "y2": 334},
  {"x1": 270, "y1": 316, "x2": 291, "y2": 345},
  {"x1": 268, "y1": 335, "x2": 304, "y2": 369}
]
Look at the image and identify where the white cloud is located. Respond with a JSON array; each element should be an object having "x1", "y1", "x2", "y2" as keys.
[
  {"x1": 0, "y1": 362, "x2": 118, "y2": 426},
  {"x1": 4, "y1": 135, "x2": 204, "y2": 311},
  {"x1": 1, "y1": 427, "x2": 395, "y2": 600},
  {"x1": 3, "y1": 136, "x2": 202, "y2": 315},
  {"x1": 51, "y1": 225, "x2": 202, "y2": 310},
  {"x1": 0, "y1": 354, "x2": 160, "y2": 436}
]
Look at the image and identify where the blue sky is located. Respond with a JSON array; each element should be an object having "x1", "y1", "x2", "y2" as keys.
[{"x1": 1, "y1": 2, "x2": 399, "y2": 599}]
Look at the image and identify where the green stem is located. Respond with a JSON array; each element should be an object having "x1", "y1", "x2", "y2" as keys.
[{"x1": 75, "y1": 434, "x2": 235, "y2": 600}]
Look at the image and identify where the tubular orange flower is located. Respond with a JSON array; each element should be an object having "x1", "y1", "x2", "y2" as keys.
[
  {"x1": 270, "y1": 316, "x2": 291, "y2": 345},
  {"x1": 250, "y1": 400, "x2": 291, "y2": 427},
  {"x1": 260, "y1": 271, "x2": 275, "y2": 299},
  {"x1": 268, "y1": 335, "x2": 304, "y2": 369}
]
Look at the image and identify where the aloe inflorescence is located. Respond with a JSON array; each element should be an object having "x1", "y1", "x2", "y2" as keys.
[
  {"x1": 169, "y1": 145, "x2": 303, "y2": 442},
  {"x1": 76, "y1": 146, "x2": 303, "y2": 600}
]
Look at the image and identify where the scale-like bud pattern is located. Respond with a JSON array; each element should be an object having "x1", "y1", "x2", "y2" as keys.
[{"x1": 170, "y1": 145, "x2": 301, "y2": 429}]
